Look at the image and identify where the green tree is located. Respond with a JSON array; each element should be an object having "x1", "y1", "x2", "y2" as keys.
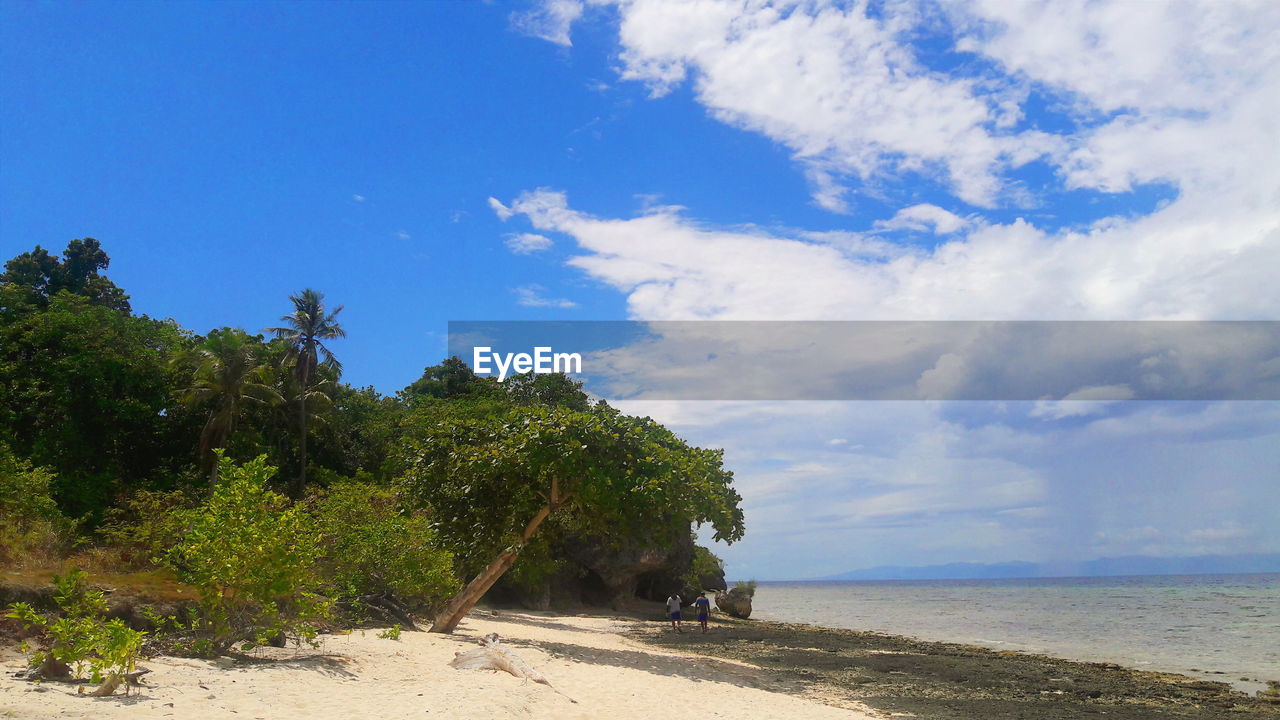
[
  {"x1": 311, "y1": 383, "x2": 405, "y2": 481},
  {"x1": 0, "y1": 293, "x2": 185, "y2": 517},
  {"x1": 180, "y1": 328, "x2": 281, "y2": 479},
  {"x1": 267, "y1": 289, "x2": 345, "y2": 498},
  {"x1": 1, "y1": 238, "x2": 130, "y2": 313},
  {"x1": 399, "y1": 356, "x2": 488, "y2": 402},
  {"x1": 398, "y1": 398, "x2": 744, "y2": 633}
]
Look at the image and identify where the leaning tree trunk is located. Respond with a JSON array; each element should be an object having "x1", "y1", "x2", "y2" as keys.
[{"x1": 430, "y1": 504, "x2": 554, "y2": 634}]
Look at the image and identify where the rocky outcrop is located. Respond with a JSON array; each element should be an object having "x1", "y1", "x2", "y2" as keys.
[{"x1": 715, "y1": 585, "x2": 754, "y2": 619}]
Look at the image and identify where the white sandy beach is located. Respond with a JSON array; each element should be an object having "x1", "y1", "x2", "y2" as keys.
[{"x1": 1, "y1": 611, "x2": 881, "y2": 720}]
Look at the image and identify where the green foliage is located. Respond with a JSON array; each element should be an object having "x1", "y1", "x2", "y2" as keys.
[
  {"x1": 398, "y1": 396, "x2": 745, "y2": 576},
  {"x1": 0, "y1": 445, "x2": 69, "y2": 567},
  {"x1": 179, "y1": 328, "x2": 282, "y2": 476},
  {"x1": 0, "y1": 292, "x2": 187, "y2": 518},
  {"x1": 732, "y1": 579, "x2": 758, "y2": 597},
  {"x1": 166, "y1": 454, "x2": 330, "y2": 655},
  {"x1": 311, "y1": 481, "x2": 458, "y2": 612},
  {"x1": 502, "y1": 371, "x2": 592, "y2": 410},
  {"x1": 0, "y1": 238, "x2": 131, "y2": 313},
  {"x1": 377, "y1": 624, "x2": 401, "y2": 641},
  {"x1": 266, "y1": 288, "x2": 346, "y2": 498},
  {"x1": 399, "y1": 356, "x2": 489, "y2": 402},
  {"x1": 684, "y1": 545, "x2": 726, "y2": 591},
  {"x1": 97, "y1": 489, "x2": 193, "y2": 570},
  {"x1": 4, "y1": 568, "x2": 145, "y2": 693},
  {"x1": 311, "y1": 384, "x2": 405, "y2": 481}
]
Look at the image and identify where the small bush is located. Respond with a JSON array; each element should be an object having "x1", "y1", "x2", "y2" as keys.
[
  {"x1": 732, "y1": 579, "x2": 758, "y2": 597},
  {"x1": 4, "y1": 568, "x2": 145, "y2": 695},
  {"x1": 311, "y1": 481, "x2": 458, "y2": 614},
  {"x1": 0, "y1": 444, "x2": 70, "y2": 568},
  {"x1": 97, "y1": 489, "x2": 193, "y2": 570},
  {"x1": 165, "y1": 453, "x2": 330, "y2": 655},
  {"x1": 376, "y1": 624, "x2": 401, "y2": 641}
]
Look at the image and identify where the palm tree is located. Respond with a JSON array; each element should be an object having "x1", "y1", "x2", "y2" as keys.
[
  {"x1": 181, "y1": 328, "x2": 281, "y2": 480},
  {"x1": 267, "y1": 289, "x2": 345, "y2": 497}
]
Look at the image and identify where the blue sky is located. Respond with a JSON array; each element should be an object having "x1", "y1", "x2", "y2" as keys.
[{"x1": 3, "y1": 1, "x2": 1277, "y2": 578}]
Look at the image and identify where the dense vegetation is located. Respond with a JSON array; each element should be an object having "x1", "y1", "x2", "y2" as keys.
[{"x1": 0, "y1": 239, "x2": 744, "y2": 686}]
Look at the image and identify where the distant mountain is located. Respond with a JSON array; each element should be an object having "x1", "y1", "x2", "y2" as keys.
[{"x1": 814, "y1": 553, "x2": 1280, "y2": 581}]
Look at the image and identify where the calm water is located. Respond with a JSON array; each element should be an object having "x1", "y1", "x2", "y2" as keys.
[{"x1": 751, "y1": 574, "x2": 1280, "y2": 693}]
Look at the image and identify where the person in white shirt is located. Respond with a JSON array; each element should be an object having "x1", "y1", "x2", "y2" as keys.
[{"x1": 665, "y1": 593, "x2": 684, "y2": 633}]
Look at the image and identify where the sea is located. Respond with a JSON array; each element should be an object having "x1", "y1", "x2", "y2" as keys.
[{"x1": 750, "y1": 573, "x2": 1280, "y2": 694}]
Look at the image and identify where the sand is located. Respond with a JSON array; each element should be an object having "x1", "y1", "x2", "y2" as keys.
[{"x1": 0, "y1": 611, "x2": 882, "y2": 720}]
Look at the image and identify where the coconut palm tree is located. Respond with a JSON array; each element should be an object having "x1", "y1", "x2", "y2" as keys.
[
  {"x1": 181, "y1": 328, "x2": 281, "y2": 480},
  {"x1": 267, "y1": 289, "x2": 345, "y2": 497}
]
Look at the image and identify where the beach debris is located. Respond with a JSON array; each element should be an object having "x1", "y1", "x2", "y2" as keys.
[{"x1": 449, "y1": 633, "x2": 577, "y2": 704}]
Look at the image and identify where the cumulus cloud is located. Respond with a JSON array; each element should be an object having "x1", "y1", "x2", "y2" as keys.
[
  {"x1": 490, "y1": 187, "x2": 1280, "y2": 321},
  {"x1": 534, "y1": 0, "x2": 1278, "y2": 219},
  {"x1": 595, "y1": 0, "x2": 1057, "y2": 207},
  {"x1": 513, "y1": 284, "x2": 578, "y2": 309}
]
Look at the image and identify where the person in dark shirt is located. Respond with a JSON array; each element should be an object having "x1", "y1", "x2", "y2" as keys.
[{"x1": 694, "y1": 592, "x2": 712, "y2": 633}]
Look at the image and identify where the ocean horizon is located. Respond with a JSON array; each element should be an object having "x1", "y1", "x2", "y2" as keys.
[{"x1": 748, "y1": 572, "x2": 1280, "y2": 694}]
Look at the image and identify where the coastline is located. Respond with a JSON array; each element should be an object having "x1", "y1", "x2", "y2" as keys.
[
  {"x1": 629, "y1": 611, "x2": 1280, "y2": 720},
  {"x1": 4, "y1": 605, "x2": 1276, "y2": 719}
]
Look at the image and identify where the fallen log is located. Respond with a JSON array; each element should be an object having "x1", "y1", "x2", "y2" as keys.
[{"x1": 449, "y1": 632, "x2": 576, "y2": 703}]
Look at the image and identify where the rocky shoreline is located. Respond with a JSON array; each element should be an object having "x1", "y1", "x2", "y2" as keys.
[{"x1": 626, "y1": 614, "x2": 1280, "y2": 719}]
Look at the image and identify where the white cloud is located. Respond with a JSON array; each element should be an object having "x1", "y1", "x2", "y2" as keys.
[
  {"x1": 876, "y1": 204, "x2": 970, "y2": 235},
  {"x1": 513, "y1": 284, "x2": 578, "y2": 309},
  {"x1": 492, "y1": 188, "x2": 1280, "y2": 321},
  {"x1": 592, "y1": 0, "x2": 1053, "y2": 207},
  {"x1": 536, "y1": 1, "x2": 1278, "y2": 224},
  {"x1": 488, "y1": 196, "x2": 515, "y2": 221},
  {"x1": 395, "y1": 230, "x2": 412, "y2": 240},
  {"x1": 505, "y1": 232, "x2": 554, "y2": 254},
  {"x1": 508, "y1": 1, "x2": 1280, "y2": 577},
  {"x1": 352, "y1": 194, "x2": 365, "y2": 203},
  {"x1": 511, "y1": 0, "x2": 584, "y2": 47},
  {"x1": 1031, "y1": 384, "x2": 1136, "y2": 420}
]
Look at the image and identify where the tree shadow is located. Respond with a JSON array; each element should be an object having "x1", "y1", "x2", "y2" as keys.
[
  {"x1": 464, "y1": 611, "x2": 640, "y2": 638},
  {"x1": 218, "y1": 652, "x2": 359, "y2": 679},
  {"x1": 504, "y1": 634, "x2": 810, "y2": 697}
]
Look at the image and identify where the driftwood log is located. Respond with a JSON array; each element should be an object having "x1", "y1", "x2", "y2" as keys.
[{"x1": 449, "y1": 633, "x2": 576, "y2": 703}]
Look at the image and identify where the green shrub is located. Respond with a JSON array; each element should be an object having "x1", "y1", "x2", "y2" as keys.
[
  {"x1": 311, "y1": 481, "x2": 458, "y2": 614},
  {"x1": 4, "y1": 568, "x2": 145, "y2": 695},
  {"x1": 165, "y1": 453, "x2": 330, "y2": 655},
  {"x1": 0, "y1": 444, "x2": 69, "y2": 568},
  {"x1": 732, "y1": 579, "x2": 758, "y2": 597},
  {"x1": 376, "y1": 624, "x2": 401, "y2": 641},
  {"x1": 97, "y1": 489, "x2": 193, "y2": 570}
]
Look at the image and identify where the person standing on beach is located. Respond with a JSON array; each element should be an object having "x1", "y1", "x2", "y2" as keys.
[
  {"x1": 694, "y1": 592, "x2": 711, "y2": 633},
  {"x1": 666, "y1": 592, "x2": 684, "y2": 632}
]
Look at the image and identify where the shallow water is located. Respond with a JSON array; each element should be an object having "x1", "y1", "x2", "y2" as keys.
[{"x1": 751, "y1": 573, "x2": 1280, "y2": 693}]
